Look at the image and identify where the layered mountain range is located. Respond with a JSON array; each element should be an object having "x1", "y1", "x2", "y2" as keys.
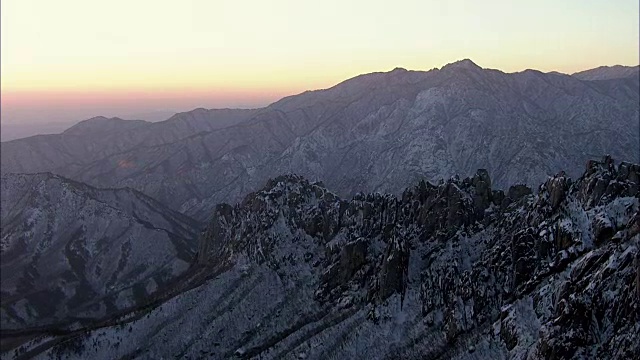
[
  {"x1": 5, "y1": 155, "x2": 637, "y2": 359},
  {"x1": 2, "y1": 61, "x2": 638, "y2": 221},
  {"x1": 1, "y1": 61, "x2": 639, "y2": 359}
]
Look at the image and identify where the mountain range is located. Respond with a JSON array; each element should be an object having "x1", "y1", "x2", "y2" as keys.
[
  {"x1": 0, "y1": 60, "x2": 639, "y2": 359},
  {"x1": 4, "y1": 155, "x2": 639, "y2": 359},
  {"x1": 2, "y1": 60, "x2": 638, "y2": 222}
]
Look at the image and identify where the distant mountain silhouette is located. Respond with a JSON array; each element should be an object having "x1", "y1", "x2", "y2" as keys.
[{"x1": 2, "y1": 60, "x2": 638, "y2": 221}]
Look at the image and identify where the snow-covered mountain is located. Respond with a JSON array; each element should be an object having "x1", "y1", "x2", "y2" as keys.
[
  {"x1": 572, "y1": 65, "x2": 639, "y2": 80},
  {"x1": 0, "y1": 173, "x2": 201, "y2": 330},
  {"x1": 6, "y1": 155, "x2": 638, "y2": 359},
  {"x1": 2, "y1": 60, "x2": 637, "y2": 222}
]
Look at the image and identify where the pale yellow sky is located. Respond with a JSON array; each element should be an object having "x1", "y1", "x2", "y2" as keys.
[{"x1": 1, "y1": 0, "x2": 639, "y2": 123}]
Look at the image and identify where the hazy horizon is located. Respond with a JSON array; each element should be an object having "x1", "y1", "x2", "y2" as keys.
[
  {"x1": 2, "y1": 0, "x2": 639, "y2": 127},
  {"x1": 3, "y1": 61, "x2": 640, "y2": 127},
  {"x1": 1, "y1": 1, "x2": 640, "y2": 356}
]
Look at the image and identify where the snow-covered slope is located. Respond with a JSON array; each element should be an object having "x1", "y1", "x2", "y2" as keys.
[
  {"x1": 1, "y1": 61, "x2": 637, "y2": 222},
  {"x1": 572, "y1": 65, "x2": 639, "y2": 80},
  {"x1": 12, "y1": 156, "x2": 638, "y2": 360},
  {"x1": 0, "y1": 173, "x2": 201, "y2": 330}
]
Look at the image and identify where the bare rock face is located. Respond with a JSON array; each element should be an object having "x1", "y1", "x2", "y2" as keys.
[
  {"x1": 502, "y1": 184, "x2": 533, "y2": 208},
  {"x1": 545, "y1": 174, "x2": 570, "y2": 210},
  {"x1": 511, "y1": 229, "x2": 537, "y2": 288},
  {"x1": 320, "y1": 238, "x2": 368, "y2": 298},
  {"x1": 16, "y1": 156, "x2": 638, "y2": 360},
  {"x1": 592, "y1": 215, "x2": 615, "y2": 245},
  {"x1": 378, "y1": 229, "x2": 410, "y2": 303},
  {"x1": 471, "y1": 169, "x2": 492, "y2": 219}
]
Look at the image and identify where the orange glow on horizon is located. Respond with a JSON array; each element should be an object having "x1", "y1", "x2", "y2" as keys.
[
  {"x1": 2, "y1": 88, "x2": 300, "y2": 107},
  {"x1": 2, "y1": 0, "x2": 638, "y2": 124}
]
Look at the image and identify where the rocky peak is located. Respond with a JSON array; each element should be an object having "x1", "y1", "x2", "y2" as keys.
[
  {"x1": 441, "y1": 58, "x2": 483, "y2": 72},
  {"x1": 575, "y1": 155, "x2": 639, "y2": 208}
]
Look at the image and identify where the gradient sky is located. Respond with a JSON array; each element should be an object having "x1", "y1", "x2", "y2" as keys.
[{"x1": 2, "y1": 0, "x2": 639, "y2": 124}]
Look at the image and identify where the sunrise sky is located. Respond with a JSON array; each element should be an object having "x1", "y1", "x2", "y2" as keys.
[{"x1": 2, "y1": 0, "x2": 639, "y2": 125}]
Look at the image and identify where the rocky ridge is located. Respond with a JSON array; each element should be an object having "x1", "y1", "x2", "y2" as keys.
[{"x1": 10, "y1": 156, "x2": 637, "y2": 360}]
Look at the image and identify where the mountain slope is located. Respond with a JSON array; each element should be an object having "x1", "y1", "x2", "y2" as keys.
[
  {"x1": 1, "y1": 61, "x2": 638, "y2": 223},
  {"x1": 14, "y1": 156, "x2": 639, "y2": 360},
  {"x1": 572, "y1": 65, "x2": 639, "y2": 80},
  {"x1": 0, "y1": 173, "x2": 201, "y2": 330}
]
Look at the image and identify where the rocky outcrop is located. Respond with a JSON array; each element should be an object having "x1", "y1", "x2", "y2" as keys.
[
  {"x1": 11, "y1": 157, "x2": 640, "y2": 360},
  {"x1": 501, "y1": 184, "x2": 532, "y2": 208},
  {"x1": 576, "y1": 156, "x2": 640, "y2": 208}
]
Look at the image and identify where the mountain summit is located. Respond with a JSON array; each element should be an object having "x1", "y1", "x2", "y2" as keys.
[{"x1": 441, "y1": 58, "x2": 482, "y2": 70}]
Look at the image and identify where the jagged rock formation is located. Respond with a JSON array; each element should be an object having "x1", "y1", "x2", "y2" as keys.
[
  {"x1": 13, "y1": 156, "x2": 637, "y2": 360},
  {"x1": 0, "y1": 173, "x2": 201, "y2": 330},
  {"x1": 2, "y1": 61, "x2": 638, "y2": 221}
]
